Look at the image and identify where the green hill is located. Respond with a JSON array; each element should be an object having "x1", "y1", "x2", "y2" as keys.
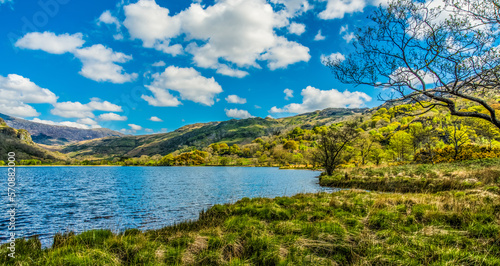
[
  {"x1": 62, "y1": 108, "x2": 367, "y2": 160},
  {"x1": 0, "y1": 118, "x2": 67, "y2": 162}
]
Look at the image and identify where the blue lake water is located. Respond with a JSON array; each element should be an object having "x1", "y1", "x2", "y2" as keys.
[{"x1": 0, "y1": 166, "x2": 331, "y2": 247}]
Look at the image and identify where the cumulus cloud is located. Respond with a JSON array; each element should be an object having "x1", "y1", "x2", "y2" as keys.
[
  {"x1": 318, "y1": 0, "x2": 387, "y2": 20},
  {"x1": 339, "y1": 25, "x2": 355, "y2": 43},
  {"x1": 16, "y1": 32, "x2": 137, "y2": 84},
  {"x1": 98, "y1": 113, "x2": 128, "y2": 121},
  {"x1": 50, "y1": 99, "x2": 124, "y2": 119},
  {"x1": 142, "y1": 66, "x2": 223, "y2": 106},
  {"x1": 74, "y1": 44, "x2": 138, "y2": 83},
  {"x1": 98, "y1": 10, "x2": 123, "y2": 40},
  {"x1": 270, "y1": 86, "x2": 372, "y2": 113},
  {"x1": 0, "y1": 74, "x2": 58, "y2": 117},
  {"x1": 149, "y1": 116, "x2": 163, "y2": 122},
  {"x1": 123, "y1": 0, "x2": 181, "y2": 48},
  {"x1": 314, "y1": 30, "x2": 325, "y2": 41},
  {"x1": 32, "y1": 118, "x2": 102, "y2": 129},
  {"x1": 261, "y1": 36, "x2": 311, "y2": 70},
  {"x1": 270, "y1": 0, "x2": 311, "y2": 17},
  {"x1": 225, "y1": 108, "x2": 254, "y2": 119},
  {"x1": 121, "y1": 0, "x2": 310, "y2": 76},
  {"x1": 288, "y1": 22, "x2": 306, "y2": 35},
  {"x1": 284, "y1": 88, "x2": 294, "y2": 100},
  {"x1": 320, "y1": 52, "x2": 345, "y2": 65},
  {"x1": 128, "y1": 124, "x2": 143, "y2": 130},
  {"x1": 225, "y1": 95, "x2": 247, "y2": 104},
  {"x1": 15, "y1": 32, "x2": 84, "y2": 54},
  {"x1": 152, "y1": 61, "x2": 166, "y2": 67}
]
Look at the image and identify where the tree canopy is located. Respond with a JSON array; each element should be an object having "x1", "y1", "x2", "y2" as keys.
[{"x1": 325, "y1": 0, "x2": 500, "y2": 130}]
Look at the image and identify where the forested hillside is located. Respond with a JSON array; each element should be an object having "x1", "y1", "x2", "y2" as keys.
[{"x1": 61, "y1": 108, "x2": 366, "y2": 160}]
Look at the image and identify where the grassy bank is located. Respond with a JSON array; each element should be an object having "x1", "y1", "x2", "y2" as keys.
[
  {"x1": 2, "y1": 159, "x2": 500, "y2": 265},
  {"x1": 320, "y1": 158, "x2": 500, "y2": 193},
  {"x1": 2, "y1": 192, "x2": 499, "y2": 264}
]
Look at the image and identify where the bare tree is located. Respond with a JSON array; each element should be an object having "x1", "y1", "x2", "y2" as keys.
[
  {"x1": 325, "y1": 0, "x2": 500, "y2": 130},
  {"x1": 314, "y1": 123, "x2": 359, "y2": 176}
]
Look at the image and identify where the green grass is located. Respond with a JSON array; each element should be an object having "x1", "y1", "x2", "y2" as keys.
[
  {"x1": 2, "y1": 159, "x2": 500, "y2": 265},
  {"x1": 3, "y1": 190, "x2": 500, "y2": 265},
  {"x1": 320, "y1": 158, "x2": 500, "y2": 193}
]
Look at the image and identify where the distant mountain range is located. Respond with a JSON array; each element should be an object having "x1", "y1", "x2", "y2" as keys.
[
  {"x1": 0, "y1": 108, "x2": 368, "y2": 161},
  {"x1": 62, "y1": 108, "x2": 368, "y2": 159},
  {"x1": 0, "y1": 113, "x2": 125, "y2": 145},
  {"x1": 0, "y1": 117, "x2": 66, "y2": 161}
]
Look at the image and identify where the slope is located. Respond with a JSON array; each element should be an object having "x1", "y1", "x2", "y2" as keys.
[
  {"x1": 0, "y1": 113, "x2": 125, "y2": 145},
  {"x1": 62, "y1": 108, "x2": 368, "y2": 159}
]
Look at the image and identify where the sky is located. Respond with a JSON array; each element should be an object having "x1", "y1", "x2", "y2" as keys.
[{"x1": 0, "y1": 0, "x2": 386, "y2": 134}]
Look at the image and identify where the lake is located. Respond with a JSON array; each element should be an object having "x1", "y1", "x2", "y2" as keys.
[{"x1": 0, "y1": 166, "x2": 331, "y2": 247}]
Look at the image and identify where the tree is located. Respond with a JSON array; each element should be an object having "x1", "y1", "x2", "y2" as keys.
[
  {"x1": 355, "y1": 131, "x2": 376, "y2": 165},
  {"x1": 283, "y1": 140, "x2": 299, "y2": 151},
  {"x1": 446, "y1": 120, "x2": 472, "y2": 159},
  {"x1": 314, "y1": 123, "x2": 360, "y2": 176},
  {"x1": 389, "y1": 131, "x2": 414, "y2": 162},
  {"x1": 326, "y1": 0, "x2": 500, "y2": 130}
]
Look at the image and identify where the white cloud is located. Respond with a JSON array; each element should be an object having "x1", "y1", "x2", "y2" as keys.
[
  {"x1": 98, "y1": 113, "x2": 128, "y2": 121},
  {"x1": 123, "y1": 0, "x2": 181, "y2": 48},
  {"x1": 260, "y1": 36, "x2": 310, "y2": 70},
  {"x1": 320, "y1": 52, "x2": 346, "y2": 65},
  {"x1": 32, "y1": 118, "x2": 101, "y2": 129},
  {"x1": 339, "y1": 24, "x2": 355, "y2": 43},
  {"x1": 152, "y1": 61, "x2": 166, "y2": 67},
  {"x1": 284, "y1": 88, "x2": 293, "y2": 100},
  {"x1": 318, "y1": 0, "x2": 367, "y2": 19},
  {"x1": 0, "y1": 74, "x2": 58, "y2": 117},
  {"x1": 0, "y1": 0, "x2": 13, "y2": 5},
  {"x1": 270, "y1": 0, "x2": 311, "y2": 17},
  {"x1": 389, "y1": 67, "x2": 435, "y2": 87},
  {"x1": 149, "y1": 116, "x2": 163, "y2": 122},
  {"x1": 15, "y1": 32, "x2": 84, "y2": 54},
  {"x1": 98, "y1": 10, "x2": 120, "y2": 30},
  {"x1": 16, "y1": 32, "x2": 137, "y2": 84},
  {"x1": 128, "y1": 124, "x2": 143, "y2": 130},
  {"x1": 270, "y1": 86, "x2": 372, "y2": 113},
  {"x1": 215, "y1": 65, "x2": 249, "y2": 78},
  {"x1": 288, "y1": 22, "x2": 306, "y2": 35},
  {"x1": 51, "y1": 101, "x2": 95, "y2": 118},
  {"x1": 87, "y1": 100, "x2": 122, "y2": 112},
  {"x1": 225, "y1": 95, "x2": 247, "y2": 104},
  {"x1": 225, "y1": 108, "x2": 254, "y2": 119},
  {"x1": 142, "y1": 66, "x2": 223, "y2": 106},
  {"x1": 77, "y1": 118, "x2": 99, "y2": 126},
  {"x1": 339, "y1": 25, "x2": 348, "y2": 34},
  {"x1": 50, "y1": 99, "x2": 124, "y2": 119},
  {"x1": 98, "y1": 10, "x2": 123, "y2": 40},
  {"x1": 142, "y1": 86, "x2": 181, "y2": 107},
  {"x1": 314, "y1": 30, "x2": 325, "y2": 41},
  {"x1": 121, "y1": 0, "x2": 310, "y2": 75},
  {"x1": 342, "y1": 32, "x2": 356, "y2": 43},
  {"x1": 74, "y1": 44, "x2": 138, "y2": 83}
]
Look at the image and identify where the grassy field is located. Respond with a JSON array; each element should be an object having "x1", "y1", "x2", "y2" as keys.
[{"x1": 2, "y1": 159, "x2": 500, "y2": 265}]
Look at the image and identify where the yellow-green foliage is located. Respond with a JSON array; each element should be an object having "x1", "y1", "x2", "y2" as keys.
[{"x1": 415, "y1": 145, "x2": 500, "y2": 163}]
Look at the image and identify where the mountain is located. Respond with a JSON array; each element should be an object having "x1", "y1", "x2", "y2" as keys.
[
  {"x1": 0, "y1": 118, "x2": 67, "y2": 162},
  {"x1": 62, "y1": 108, "x2": 368, "y2": 159},
  {"x1": 0, "y1": 113, "x2": 125, "y2": 145}
]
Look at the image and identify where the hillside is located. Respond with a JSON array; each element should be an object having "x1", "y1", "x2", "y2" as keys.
[
  {"x1": 62, "y1": 108, "x2": 368, "y2": 159},
  {"x1": 0, "y1": 118, "x2": 67, "y2": 162},
  {"x1": 0, "y1": 113, "x2": 125, "y2": 145}
]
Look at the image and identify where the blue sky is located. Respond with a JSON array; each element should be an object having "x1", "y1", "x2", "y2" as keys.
[{"x1": 0, "y1": 0, "x2": 385, "y2": 134}]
